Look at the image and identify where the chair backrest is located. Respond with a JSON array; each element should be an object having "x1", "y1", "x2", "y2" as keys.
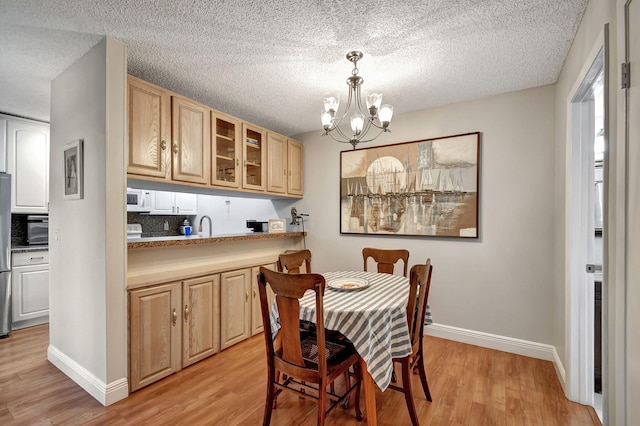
[
  {"x1": 277, "y1": 249, "x2": 312, "y2": 274},
  {"x1": 362, "y1": 247, "x2": 409, "y2": 277},
  {"x1": 406, "y1": 259, "x2": 433, "y2": 356},
  {"x1": 257, "y1": 267, "x2": 328, "y2": 378}
]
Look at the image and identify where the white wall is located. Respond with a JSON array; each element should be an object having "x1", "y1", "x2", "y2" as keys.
[
  {"x1": 295, "y1": 85, "x2": 556, "y2": 345},
  {"x1": 49, "y1": 37, "x2": 128, "y2": 405},
  {"x1": 194, "y1": 194, "x2": 279, "y2": 235}
]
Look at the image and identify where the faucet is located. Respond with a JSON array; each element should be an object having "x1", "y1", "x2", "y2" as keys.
[{"x1": 198, "y1": 215, "x2": 212, "y2": 236}]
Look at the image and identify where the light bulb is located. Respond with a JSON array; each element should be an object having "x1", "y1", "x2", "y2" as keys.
[
  {"x1": 379, "y1": 104, "x2": 393, "y2": 127},
  {"x1": 351, "y1": 114, "x2": 365, "y2": 135},
  {"x1": 366, "y1": 93, "x2": 382, "y2": 116},
  {"x1": 321, "y1": 110, "x2": 333, "y2": 129},
  {"x1": 323, "y1": 95, "x2": 339, "y2": 113}
]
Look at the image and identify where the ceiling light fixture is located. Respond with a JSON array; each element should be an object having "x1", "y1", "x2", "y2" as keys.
[{"x1": 321, "y1": 51, "x2": 393, "y2": 149}]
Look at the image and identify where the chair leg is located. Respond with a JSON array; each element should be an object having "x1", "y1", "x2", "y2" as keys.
[
  {"x1": 263, "y1": 368, "x2": 276, "y2": 425},
  {"x1": 342, "y1": 370, "x2": 351, "y2": 408},
  {"x1": 401, "y1": 359, "x2": 420, "y2": 426},
  {"x1": 318, "y1": 379, "x2": 327, "y2": 426},
  {"x1": 415, "y1": 355, "x2": 432, "y2": 402},
  {"x1": 353, "y1": 362, "x2": 364, "y2": 421}
]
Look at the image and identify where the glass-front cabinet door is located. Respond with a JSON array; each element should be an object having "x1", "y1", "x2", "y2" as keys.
[
  {"x1": 242, "y1": 123, "x2": 266, "y2": 191},
  {"x1": 212, "y1": 111, "x2": 241, "y2": 188}
]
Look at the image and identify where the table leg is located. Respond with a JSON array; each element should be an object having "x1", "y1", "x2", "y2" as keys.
[{"x1": 360, "y1": 356, "x2": 377, "y2": 425}]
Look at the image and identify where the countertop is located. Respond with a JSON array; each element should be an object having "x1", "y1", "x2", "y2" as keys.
[
  {"x1": 127, "y1": 231, "x2": 306, "y2": 249},
  {"x1": 11, "y1": 245, "x2": 49, "y2": 253}
]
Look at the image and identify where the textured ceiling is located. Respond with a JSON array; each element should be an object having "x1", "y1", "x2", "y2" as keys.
[{"x1": 0, "y1": 0, "x2": 588, "y2": 137}]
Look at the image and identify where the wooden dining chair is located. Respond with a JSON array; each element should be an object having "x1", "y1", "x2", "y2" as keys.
[
  {"x1": 277, "y1": 249, "x2": 312, "y2": 274},
  {"x1": 362, "y1": 247, "x2": 410, "y2": 277},
  {"x1": 388, "y1": 259, "x2": 433, "y2": 426},
  {"x1": 257, "y1": 267, "x2": 363, "y2": 425}
]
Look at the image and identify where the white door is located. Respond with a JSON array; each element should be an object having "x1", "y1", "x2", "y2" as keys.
[
  {"x1": 174, "y1": 192, "x2": 197, "y2": 215},
  {"x1": 624, "y1": 0, "x2": 640, "y2": 421},
  {"x1": 566, "y1": 34, "x2": 606, "y2": 410},
  {"x1": 151, "y1": 190, "x2": 175, "y2": 214}
]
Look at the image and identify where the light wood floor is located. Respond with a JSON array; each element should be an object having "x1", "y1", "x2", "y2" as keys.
[{"x1": 0, "y1": 325, "x2": 600, "y2": 425}]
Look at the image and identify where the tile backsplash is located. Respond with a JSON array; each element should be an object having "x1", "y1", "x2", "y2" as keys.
[{"x1": 127, "y1": 213, "x2": 195, "y2": 237}]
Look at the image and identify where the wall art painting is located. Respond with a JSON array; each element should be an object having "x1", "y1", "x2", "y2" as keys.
[
  {"x1": 340, "y1": 132, "x2": 480, "y2": 238},
  {"x1": 63, "y1": 139, "x2": 84, "y2": 200}
]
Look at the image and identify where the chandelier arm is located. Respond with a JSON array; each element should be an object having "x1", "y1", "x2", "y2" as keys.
[
  {"x1": 323, "y1": 130, "x2": 354, "y2": 144},
  {"x1": 330, "y1": 84, "x2": 356, "y2": 131},
  {"x1": 354, "y1": 127, "x2": 390, "y2": 144},
  {"x1": 331, "y1": 121, "x2": 354, "y2": 142}
]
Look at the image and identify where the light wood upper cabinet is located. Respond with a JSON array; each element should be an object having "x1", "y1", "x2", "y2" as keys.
[
  {"x1": 182, "y1": 275, "x2": 220, "y2": 368},
  {"x1": 242, "y1": 123, "x2": 266, "y2": 191},
  {"x1": 129, "y1": 282, "x2": 182, "y2": 392},
  {"x1": 126, "y1": 76, "x2": 303, "y2": 198},
  {"x1": 287, "y1": 139, "x2": 304, "y2": 196},
  {"x1": 127, "y1": 76, "x2": 170, "y2": 180},
  {"x1": 171, "y1": 95, "x2": 210, "y2": 185},
  {"x1": 266, "y1": 132, "x2": 286, "y2": 194},
  {"x1": 220, "y1": 268, "x2": 252, "y2": 349},
  {"x1": 212, "y1": 111, "x2": 241, "y2": 188}
]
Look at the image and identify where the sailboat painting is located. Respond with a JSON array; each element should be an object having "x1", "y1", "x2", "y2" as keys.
[{"x1": 340, "y1": 132, "x2": 480, "y2": 238}]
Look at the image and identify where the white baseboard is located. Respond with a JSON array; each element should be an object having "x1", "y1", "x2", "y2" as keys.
[
  {"x1": 425, "y1": 323, "x2": 566, "y2": 388},
  {"x1": 47, "y1": 344, "x2": 129, "y2": 406}
]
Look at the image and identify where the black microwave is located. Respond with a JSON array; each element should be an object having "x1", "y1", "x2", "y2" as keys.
[{"x1": 27, "y1": 215, "x2": 48, "y2": 245}]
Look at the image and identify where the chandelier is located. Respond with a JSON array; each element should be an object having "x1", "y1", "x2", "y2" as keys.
[{"x1": 321, "y1": 51, "x2": 393, "y2": 149}]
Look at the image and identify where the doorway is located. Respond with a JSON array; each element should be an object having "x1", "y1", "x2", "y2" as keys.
[{"x1": 566, "y1": 30, "x2": 608, "y2": 421}]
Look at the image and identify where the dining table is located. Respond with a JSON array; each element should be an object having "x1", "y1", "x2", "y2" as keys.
[{"x1": 270, "y1": 270, "x2": 416, "y2": 425}]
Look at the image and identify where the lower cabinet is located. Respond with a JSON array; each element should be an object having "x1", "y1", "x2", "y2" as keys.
[
  {"x1": 220, "y1": 268, "x2": 251, "y2": 350},
  {"x1": 129, "y1": 262, "x2": 277, "y2": 391},
  {"x1": 251, "y1": 264, "x2": 276, "y2": 336},
  {"x1": 129, "y1": 282, "x2": 182, "y2": 392},
  {"x1": 11, "y1": 251, "x2": 49, "y2": 330},
  {"x1": 182, "y1": 275, "x2": 220, "y2": 367}
]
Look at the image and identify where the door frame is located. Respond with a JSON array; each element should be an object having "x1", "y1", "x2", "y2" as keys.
[{"x1": 564, "y1": 27, "x2": 608, "y2": 407}]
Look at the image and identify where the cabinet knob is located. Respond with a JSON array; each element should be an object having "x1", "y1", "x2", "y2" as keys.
[
  {"x1": 253, "y1": 288, "x2": 257, "y2": 299},
  {"x1": 236, "y1": 158, "x2": 239, "y2": 167},
  {"x1": 172, "y1": 308, "x2": 177, "y2": 326},
  {"x1": 184, "y1": 305, "x2": 190, "y2": 321},
  {"x1": 160, "y1": 139, "x2": 167, "y2": 150},
  {"x1": 173, "y1": 143, "x2": 179, "y2": 154},
  {"x1": 283, "y1": 168, "x2": 286, "y2": 176},
  {"x1": 245, "y1": 290, "x2": 249, "y2": 302}
]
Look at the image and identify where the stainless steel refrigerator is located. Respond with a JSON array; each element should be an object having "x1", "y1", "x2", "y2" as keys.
[{"x1": 0, "y1": 173, "x2": 11, "y2": 337}]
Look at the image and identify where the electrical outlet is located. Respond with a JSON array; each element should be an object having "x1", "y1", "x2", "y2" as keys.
[{"x1": 163, "y1": 220, "x2": 169, "y2": 231}]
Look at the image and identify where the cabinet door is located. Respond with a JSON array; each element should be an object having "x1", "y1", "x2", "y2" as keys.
[
  {"x1": 287, "y1": 139, "x2": 304, "y2": 196},
  {"x1": 129, "y1": 282, "x2": 182, "y2": 392},
  {"x1": 220, "y1": 268, "x2": 251, "y2": 349},
  {"x1": 267, "y1": 132, "x2": 286, "y2": 194},
  {"x1": 182, "y1": 275, "x2": 220, "y2": 367},
  {"x1": 171, "y1": 95, "x2": 210, "y2": 185},
  {"x1": 0, "y1": 117, "x2": 6, "y2": 173},
  {"x1": 7, "y1": 119, "x2": 49, "y2": 213},
  {"x1": 212, "y1": 111, "x2": 241, "y2": 188},
  {"x1": 11, "y1": 264, "x2": 49, "y2": 323},
  {"x1": 242, "y1": 123, "x2": 266, "y2": 191},
  {"x1": 127, "y1": 76, "x2": 170, "y2": 180},
  {"x1": 150, "y1": 190, "x2": 175, "y2": 214},
  {"x1": 174, "y1": 192, "x2": 197, "y2": 215},
  {"x1": 251, "y1": 264, "x2": 276, "y2": 336}
]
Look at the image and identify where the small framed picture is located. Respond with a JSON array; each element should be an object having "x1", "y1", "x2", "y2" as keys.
[
  {"x1": 268, "y1": 219, "x2": 286, "y2": 233},
  {"x1": 63, "y1": 139, "x2": 83, "y2": 200}
]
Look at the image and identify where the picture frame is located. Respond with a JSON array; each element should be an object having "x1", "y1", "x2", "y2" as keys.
[
  {"x1": 340, "y1": 132, "x2": 480, "y2": 238},
  {"x1": 63, "y1": 139, "x2": 84, "y2": 200},
  {"x1": 268, "y1": 219, "x2": 286, "y2": 233}
]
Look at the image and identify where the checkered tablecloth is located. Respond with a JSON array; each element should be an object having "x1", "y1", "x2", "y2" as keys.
[{"x1": 270, "y1": 271, "x2": 417, "y2": 391}]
